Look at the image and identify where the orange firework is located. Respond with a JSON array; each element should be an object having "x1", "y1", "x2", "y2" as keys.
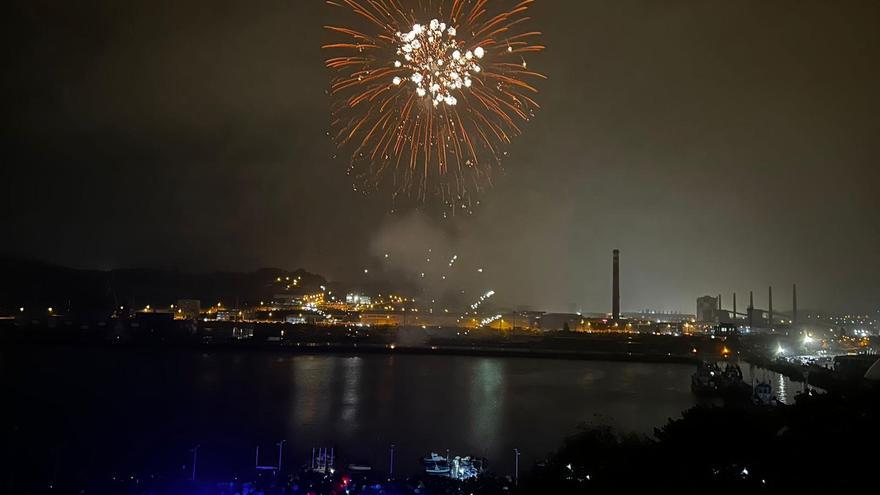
[{"x1": 324, "y1": 0, "x2": 545, "y2": 214}]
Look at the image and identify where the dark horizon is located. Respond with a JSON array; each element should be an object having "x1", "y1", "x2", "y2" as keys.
[{"x1": 3, "y1": 0, "x2": 879, "y2": 313}]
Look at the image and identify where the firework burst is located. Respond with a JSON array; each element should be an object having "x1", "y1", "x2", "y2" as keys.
[{"x1": 324, "y1": 0, "x2": 545, "y2": 213}]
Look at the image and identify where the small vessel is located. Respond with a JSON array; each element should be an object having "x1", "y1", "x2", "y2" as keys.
[
  {"x1": 450, "y1": 456, "x2": 488, "y2": 480},
  {"x1": 423, "y1": 453, "x2": 451, "y2": 476},
  {"x1": 423, "y1": 452, "x2": 447, "y2": 464},
  {"x1": 718, "y1": 363, "x2": 753, "y2": 401},
  {"x1": 721, "y1": 363, "x2": 743, "y2": 383},
  {"x1": 752, "y1": 381, "x2": 778, "y2": 406},
  {"x1": 691, "y1": 361, "x2": 721, "y2": 395}
]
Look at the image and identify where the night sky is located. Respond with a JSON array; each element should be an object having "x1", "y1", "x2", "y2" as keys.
[{"x1": 3, "y1": 1, "x2": 879, "y2": 313}]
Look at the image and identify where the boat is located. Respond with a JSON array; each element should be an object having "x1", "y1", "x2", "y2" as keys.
[
  {"x1": 691, "y1": 361, "x2": 721, "y2": 395},
  {"x1": 423, "y1": 452, "x2": 447, "y2": 464},
  {"x1": 423, "y1": 452, "x2": 488, "y2": 479},
  {"x1": 752, "y1": 381, "x2": 778, "y2": 406},
  {"x1": 721, "y1": 363, "x2": 744, "y2": 383},
  {"x1": 718, "y1": 363, "x2": 753, "y2": 401},
  {"x1": 423, "y1": 453, "x2": 451, "y2": 476},
  {"x1": 449, "y1": 456, "x2": 487, "y2": 480}
]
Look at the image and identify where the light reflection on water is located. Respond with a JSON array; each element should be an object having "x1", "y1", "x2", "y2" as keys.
[
  {"x1": 340, "y1": 357, "x2": 362, "y2": 431},
  {"x1": 741, "y1": 361, "x2": 807, "y2": 404},
  {"x1": 293, "y1": 356, "x2": 332, "y2": 426},
  {"x1": 469, "y1": 359, "x2": 504, "y2": 454},
  {"x1": 777, "y1": 374, "x2": 787, "y2": 404},
  {"x1": 1, "y1": 348, "x2": 816, "y2": 480}
]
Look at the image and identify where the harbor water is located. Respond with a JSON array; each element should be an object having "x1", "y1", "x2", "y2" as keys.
[{"x1": 2, "y1": 347, "x2": 804, "y2": 481}]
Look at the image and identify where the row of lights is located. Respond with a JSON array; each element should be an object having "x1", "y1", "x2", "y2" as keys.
[{"x1": 19, "y1": 307, "x2": 53, "y2": 313}]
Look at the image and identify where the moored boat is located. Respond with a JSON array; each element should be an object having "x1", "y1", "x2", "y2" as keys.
[
  {"x1": 752, "y1": 381, "x2": 778, "y2": 406},
  {"x1": 718, "y1": 363, "x2": 753, "y2": 401},
  {"x1": 423, "y1": 453, "x2": 451, "y2": 476},
  {"x1": 691, "y1": 361, "x2": 721, "y2": 395}
]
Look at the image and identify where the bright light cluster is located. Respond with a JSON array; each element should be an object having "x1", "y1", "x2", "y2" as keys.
[
  {"x1": 480, "y1": 314, "x2": 503, "y2": 327},
  {"x1": 392, "y1": 19, "x2": 485, "y2": 107},
  {"x1": 470, "y1": 290, "x2": 495, "y2": 310}
]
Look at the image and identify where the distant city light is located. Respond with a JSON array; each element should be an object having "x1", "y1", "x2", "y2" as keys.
[{"x1": 480, "y1": 314, "x2": 503, "y2": 327}]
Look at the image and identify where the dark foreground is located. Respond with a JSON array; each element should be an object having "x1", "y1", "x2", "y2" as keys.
[
  {"x1": 3, "y1": 323, "x2": 876, "y2": 494},
  {"x1": 5, "y1": 386, "x2": 877, "y2": 494}
]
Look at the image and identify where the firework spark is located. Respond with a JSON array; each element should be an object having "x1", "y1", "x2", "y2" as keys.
[
  {"x1": 324, "y1": 0, "x2": 545, "y2": 212},
  {"x1": 470, "y1": 289, "x2": 495, "y2": 310}
]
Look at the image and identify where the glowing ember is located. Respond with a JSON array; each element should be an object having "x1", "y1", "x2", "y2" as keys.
[{"x1": 393, "y1": 19, "x2": 483, "y2": 107}]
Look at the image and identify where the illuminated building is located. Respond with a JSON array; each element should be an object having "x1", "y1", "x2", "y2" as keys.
[
  {"x1": 359, "y1": 313, "x2": 402, "y2": 326},
  {"x1": 535, "y1": 313, "x2": 583, "y2": 332},
  {"x1": 345, "y1": 293, "x2": 372, "y2": 306}
]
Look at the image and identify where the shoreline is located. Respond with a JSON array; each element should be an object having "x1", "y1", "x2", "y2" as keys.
[{"x1": 2, "y1": 338, "x2": 703, "y2": 365}]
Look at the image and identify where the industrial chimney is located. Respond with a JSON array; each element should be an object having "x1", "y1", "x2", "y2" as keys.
[
  {"x1": 749, "y1": 291, "x2": 754, "y2": 329},
  {"x1": 768, "y1": 286, "x2": 774, "y2": 329},
  {"x1": 792, "y1": 284, "x2": 798, "y2": 324},
  {"x1": 612, "y1": 249, "x2": 620, "y2": 320}
]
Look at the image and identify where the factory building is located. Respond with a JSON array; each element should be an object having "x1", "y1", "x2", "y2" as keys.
[{"x1": 697, "y1": 295, "x2": 719, "y2": 323}]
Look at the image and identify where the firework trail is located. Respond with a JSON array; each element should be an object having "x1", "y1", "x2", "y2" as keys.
[{"x1": 324, "y1": 0, "x2": 545, "y2": 213}]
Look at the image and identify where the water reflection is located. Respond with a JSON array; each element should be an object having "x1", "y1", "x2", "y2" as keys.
[
  {"x1": 741, "y1": 362, "x2": 801, "y2": 404},
  {"x1": 777, "y1": 373, "x2": 787, "y2": 404},
  {"x1": 469, "y1": 359, "x2": 504, "y2": 452},
  {"x1": 292, "y1": 356, "x2": 333, "y2": 426},
  {"x1": 339, "y1": 357, "x2": 362, "y2": 432},
  {"x1": 6, "y1": 349, "x2": 754, "y2": 478}
]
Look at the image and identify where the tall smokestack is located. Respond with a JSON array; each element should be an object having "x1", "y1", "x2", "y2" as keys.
[
  {"x1": 733, "y1": 292, "x2": 737, "y2": 317},
  {"x1": 612, "y1": 249, "x2": 620, "y2": 320},
  {"x1": 792, "y1": 284, "x2": 798, "y2": 324},
  {"x1": 718, "y1": 294, "x2": 722, "y2": 311},
  {"x1": 769, "y1": 286, "x2": 774, "y2": 328},
  {"x1": 749, "y1": 291, "x2": 754, "y2": 329}
]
